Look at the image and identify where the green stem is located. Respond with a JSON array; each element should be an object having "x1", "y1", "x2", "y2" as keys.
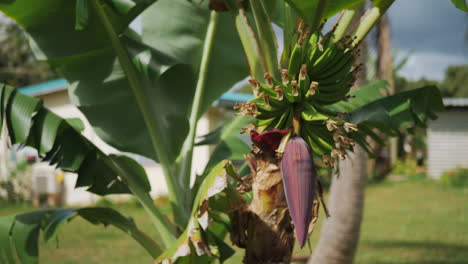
[
  {"x1": 351, "y1": 0, "x2": 395, "y2": 47},
  {"x1": 177, "y1": 11, "x2": 220, "y2": 213},
  {"x1": 281, "y1": 2, "x2": 295, "y2": 68},
  {"x1": 90, "y1": 0, "x2": 187, "y2": 233},
  {"x1": 333, "y1": 6, "x2": 359, "y2": 42},
  {"x1": 309, "y1": 0, "x2": 327, "y2": 33},
  {"x1": 225, "y1": 0, "x2": 266, "y2": 80},
  {"x1": 250, "y1": 0, "x2": 279, "y2": 78}
]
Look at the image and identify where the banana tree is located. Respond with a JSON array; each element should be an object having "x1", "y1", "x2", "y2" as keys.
[{"x1": 0, "y1": 0, "x2": 454, "y2": 263}]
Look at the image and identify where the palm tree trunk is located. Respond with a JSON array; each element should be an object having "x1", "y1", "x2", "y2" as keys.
[
  {"x1": 308, "y1": 146, "x2": 367, "y2": 264},
  {"x1": 376, "y1": 14, "x2": 398, "y2": 167},
  {"x1": 309, "y1": 4, "x2": 368, "y2": 264}
]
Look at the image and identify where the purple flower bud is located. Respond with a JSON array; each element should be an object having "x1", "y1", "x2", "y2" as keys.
[{"x1": 280, "y1": 136, "x2": 317, "y2": 248}]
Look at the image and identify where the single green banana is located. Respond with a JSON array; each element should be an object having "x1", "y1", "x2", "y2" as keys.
[
  {"x1": 301, "y1": 103, "x2": 327, "y2": 122},
  {"x1": 288, "y1": 42, "x2": 304, "y2": 78},
  {"x1": 257, "y1": 116, "x2": 276, "y2": 127},
  {"x1": 256, "y1": 109, "x2": 284, "y2": 120},
  {"x1": 313, "y1": 86, "x2": 351, "y2": 105},
  {"x1": 304, "y1": 81, "x2": 320, "y2": 101},
  {"x1": 273, "y1": 109, "x2": 291, "y2": 129},
  {"x1": 257, "y1": 83, "x2": 277, "y2": 97},
  {"x1": 316, "y1": 50, "x2": 353, "y2": 79},
  {"x1": 316, "y1": 71, "x2": 354, "y2": 93},
  {"x1": 314, "y1": 50, "x2": 347, "y2": 78},
  {"x1": 302, "y1": 124, "x2": 333, "y2": 155},
  {"x1": 310, "y1": 45, "x2": 334, "y2": 74},
  {"x1": 290, "y1": 80, "x2": 302, "y2": 102},
  {"x1": 259, "y1": 83, "x2": 289, "y2": 108},
  {"x1": 298, "y1": 64, "x2": 311, "y2": 95},
  {"x1": 303, "y1": 133, "x2": 326, "y2": 156},
  {"x1": 276, "y1": 108, "x2": 294, "y2": 129},
  {"x1": 311, "y1": 125, "x2": 335, "y2": 150},
  {"x1": 306, "y1": 32, "x2": 319, "y2": 59},
  {"x1": 317, "y1": 59, "x2": 353, "y2": 85}
]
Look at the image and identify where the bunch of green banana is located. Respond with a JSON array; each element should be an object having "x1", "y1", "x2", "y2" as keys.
[{"x1": 235, "y1": 22, "x2": 361, "y2": 168}]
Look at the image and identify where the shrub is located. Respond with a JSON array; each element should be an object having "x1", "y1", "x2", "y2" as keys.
[
  {"x1": 95, "y1": 197, "x2": 115, "y2": 207},
  {"x1": 440, "y1": 167, "x2": 468, "y2": 187},
  {"x1": 392, "y1": 158, "x2": 419, "y2": 177}
]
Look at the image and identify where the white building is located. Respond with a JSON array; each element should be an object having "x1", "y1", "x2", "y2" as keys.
[
  {"x1": 427, "y1": 98, "x2": 468, "y2": 179},
  {"x1": 15, "y1": 79, "x2": 251, "y2": 205}
]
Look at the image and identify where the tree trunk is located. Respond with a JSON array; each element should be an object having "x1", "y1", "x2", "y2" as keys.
[
  {"x1": 376, "y1": 14, "x2": 394, "y2": 95},
  {"x1": 308, "y1": 146, "x2": 367, "y2": 264},
  {"x1": 309, "y1": 4, "x2": 368, "y2": 264},
  {"x1": 376, "y1": 14, "x2": 398, "y2": 169}
]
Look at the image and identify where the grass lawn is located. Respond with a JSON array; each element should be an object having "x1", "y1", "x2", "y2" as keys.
[{"x1": 1, "y1": 179, "x2": 467, "y2": 263}]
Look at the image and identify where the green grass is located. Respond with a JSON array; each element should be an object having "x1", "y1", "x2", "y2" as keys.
[{"x1": 1, "y1": 179, "x2": 467, "y2": 263}]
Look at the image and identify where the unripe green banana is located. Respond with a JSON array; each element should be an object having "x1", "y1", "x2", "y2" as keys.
[
  {"x1": 316, "y1": 50, "x2": 353, "y2": 80},
  {"x1": 258, "y1": 83, "x2": 288, "y2": 108},
  {"x1": 304, "y1": 81, "x2": 319, "y2": 101},
  {"x1": 313, "y1": 87, "x2": 351, "y2": 105},
  {"x1": 306, "y1": 32, "x2": 319, "y2": 60},
  {"x1": 275, "y1": 108, "x2": 293, "y2": 129},
  {"x1": 303, "y1": 133, "x2": 326, "y2": 156},
  {"x1": 316, "y1": 71, "x2": 354, "y2": 93},
  {"x1": 311, "y1": 45, "x2": 336, "y2": 74},
  {"x1": 290, "y1": 80, "x2": 302, "y2": 102},
  {"x1": 298, "y1": 64, "x2": 311, "y2": 95},
  {"x1": 288, "y1": 42, "x2": 304, "y2": 78},
  {"x1": 257, "y1": 116, "x2": 276, "y2": 127},
  {"x1": 302, "y1": 124, "x2": 333, "y2": 155},
  {"x1": 301, "y1": 103, "x2": 328, "y2": 122},
  {"x1": 316, "y1": 60, "x2": 352, "y2": 85},
  {"x1": 310, "y1": 126, "x2": 335, "y2": 151}
]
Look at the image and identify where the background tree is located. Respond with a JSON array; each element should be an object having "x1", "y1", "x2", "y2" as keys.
[
  {"x1": 395, "y1": 65, "x2": 468, "y2": 97},
  {"x1": 0, "y1": 20, "x2": 57, "y2": 87}
]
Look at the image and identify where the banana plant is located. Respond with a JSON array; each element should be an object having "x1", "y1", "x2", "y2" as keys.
[{"x1": 0, "y1": 0, "x2": 451, "y2": 263}]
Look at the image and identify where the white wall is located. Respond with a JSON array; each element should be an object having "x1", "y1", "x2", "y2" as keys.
[
  {"x1": 40, "y1": 90, "x2": 210, "y2": 205},
  {"x1": 427, "y1": 110, "x2": 468, "y2": 179}
]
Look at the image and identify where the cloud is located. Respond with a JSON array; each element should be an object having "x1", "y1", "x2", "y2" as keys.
[
  {"x1": 397, "y1": 51, "x2": 467, "y2": 81},
  {"x1": 387, "y1": 0, "x2": 467, "y2": 80},
  {"x1": 388, "y1": 0, "x2": 467, "y2": 57}
]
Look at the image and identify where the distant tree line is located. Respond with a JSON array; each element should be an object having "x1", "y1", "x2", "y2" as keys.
[{"x1": 395, "y1": 65, "x2": 468, "y2": 98}]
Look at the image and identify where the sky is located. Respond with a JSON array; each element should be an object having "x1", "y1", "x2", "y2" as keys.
[
  {"x1": 387, "y1": 0, "x2": 467, "y2": 80},
  {"x1": 1, "y1": 0, "x2": 467, "y2": 81}
]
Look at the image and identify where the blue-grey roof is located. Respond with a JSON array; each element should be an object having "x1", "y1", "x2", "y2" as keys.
[{"x1": 19, "y1": 79, "x2": 68, "y2": 96}]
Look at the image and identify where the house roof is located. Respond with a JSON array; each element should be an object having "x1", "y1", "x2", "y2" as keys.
[
  {"x1": 19, "y1": 78, "x2": 254, "y2": 106},
  {"x1": 19, "y1": 79, "x2": 68, "y2": 96}
]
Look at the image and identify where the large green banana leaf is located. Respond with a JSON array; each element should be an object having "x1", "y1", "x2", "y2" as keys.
[
  {"x1": 1, "y1": 82, "x2": 175, "y2": 247},
  {"x1": 451, "y1": 0, "x2": 468, "y2": 11},
  {"x1": 0, "y1": 0, "x2": 247, "y2": 165},
  {"x1": 285, "y1": 0, "x2": 365, "y2": 26},
  {"x1": 141, "y1": 0, "x2": 248, "y2": 120},
  {"x1": 0, "y1": 83, "x2": 149, "y2": 195},
  {"x1": 332, "y1": 86, "x2": 444, "y2": 154},
  {"x1": 0, "y1": 207, "x2": 160, "y2": 264}
]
